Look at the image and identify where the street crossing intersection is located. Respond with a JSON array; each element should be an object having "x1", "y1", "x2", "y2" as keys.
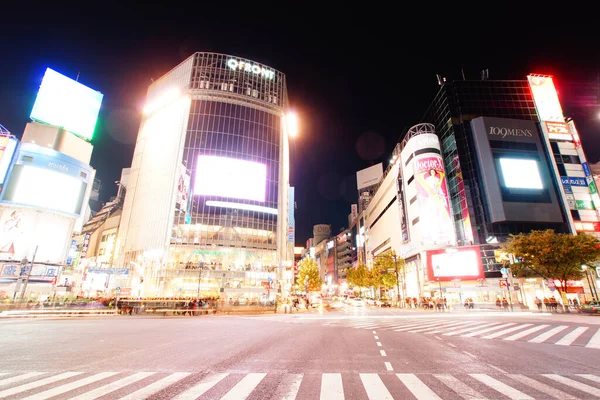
[{"x1": 1, "y1": 370, "x2": 600, "y2": 399}]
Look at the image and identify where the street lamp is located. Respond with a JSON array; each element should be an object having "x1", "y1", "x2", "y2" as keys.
[
  {"x1": 197, "y1": 262, "x2": 205, "y2": 300},
  {"x1": 286, "y1": 112, "x2": 299, "y2": 138},
  {"x1": 435, "y1": 265, "x2": 443, "y2": 302}
]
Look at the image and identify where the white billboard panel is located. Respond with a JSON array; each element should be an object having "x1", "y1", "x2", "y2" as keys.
[
  {"x1": 194, "y1": 155, "x2": 266, "y2": 202},
  {"x1": 356, "y1": 163, "x2": 383, "y2": 190},
  {"x1": 527, "y1": 75, "x2": 565, "y2": 122},
  {"x1": 0, "y1": 206, "x2": 74, "y2": 264},
  {"x1": 3, "y1": 165, "x2": 84, "y2": 215}
]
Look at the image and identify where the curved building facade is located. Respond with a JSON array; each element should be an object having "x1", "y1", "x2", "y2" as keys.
[{"x1": 115, "y1": 53, "x2": 292, "y2": 298}]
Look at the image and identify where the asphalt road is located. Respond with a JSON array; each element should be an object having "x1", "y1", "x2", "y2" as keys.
[{"x1": 0, "y1": 306, "x2": 599, "y2": 399}]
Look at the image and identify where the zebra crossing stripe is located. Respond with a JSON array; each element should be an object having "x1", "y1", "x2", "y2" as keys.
[
  {"x1": 482, "y1": 324, "x2": 533, "y2": 340},
  {"x1": 409, "y1": 321, "x2": 472, "y2": 333},
  {"x1": 470, "y1": 374, "x2": 533, "y2": 400},
  {"x1": 321, "y1": 373, "x2": 344, "y2": 400},
  {"x1": 119, "y1": 372, "x2": 191, "y2": 400},
  {"x1": 172, "y1": 372, "x2": 228, "y2": 399},
  {"x1": 585, "y1": 328, "x2": 600, "y2": 349},
  {"x1": 69, "y1": 371, "x2": 156, "y2": 400},
  {"x1": 396, "y1": 373, "x2": 442, "y2": 400},
  {"x1": 360, "y1": 373, "x2": 393, "y2": 400},
  {"x1": 543, "y1": 374, "x2": 600, "y2": 397},
  {"x1": 503, "y1": 325, "x2": 549, "y2": 341},
  {"x1": 578, "y1": 374, "x2": 600, "y2": 384},
  {"x1": 433, "y1": 374, "x2": 486, "y2": 400},
  {"x1": 221, "y1": 373, "x2": 266, "y2": 400},
  {"x1": 462, "y1": 323, "x2": 516, "y2": 338},
  {"x1": 508, "y1": 374, "x2": 579, "y2": 400},
  {"x1": 528, "y1": 325, "x2": 569, "y2": 343},
  {"x1": 555, "y1": 327, "x2": 588, "y2": 346},
  {"x1": 395, "y1": 322, "x2": 446, "y2": 332},
  {"x1": 443, "y1": 322, "x2": 502, "y2": 336},
  {"x1": 20, "y1": 371, "x2": 118, "y2": 400},
  {"x1": 426, "y1": 322, "x2": 479, "y2": 335},
  {"x1": 277, "y1": 373, "x2": 303, "y2": 400},
  {"x1": 0, "y1": 372, "x2": 46, "y2": 388},
  {"x1": 0, "y1": 371, "x2": 82, "y2": 398}
]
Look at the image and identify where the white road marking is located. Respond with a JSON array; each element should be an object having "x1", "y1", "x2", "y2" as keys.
[
  {"x1": 584, "y1": 328, "x2": 600, "y2": 349},
  {"x1": 380, "y1": 350, "x2": 387, "y2": 356},
  {"x1": 482, "y1": 324, "x2": 533, "y2": 339},
  {"x1": 376, "y1": 342, "x2": 382, "y2": 347},
  {"x1": 443, "y1": 322, "x2": 502, "y2": 336},
  {"x1": 372, "y1": 330, "x2": 376, "y2": 334},
  {"x1": 470, "y1": 374, "x2": 533, "y2": 400},
  {"x1": 503, "y1": 324, "x2": 549, "y2": 341},
  {"x1": 409, "y1": 321, "x2": 472, "y2": 333},
  {"x1": 360, "y1": 373, "x2": 393, "y2": 400},
  {"x1": 385, "y1": 362, "x2": 393, "y2": 371},
  {"x1": 543, "y1": 374, "x2": 600, "y2": 397},
  {"x1": 221, "y1": 373, "x2": 267, "y2": 400},
  {"x1": 448, "y1": 343, "x2": 456, "y2": 348},
  {"x1": 426, "y1": 322, "x2": 478, "y2": 335},
  {"x1": 69, "y1": 372, "x2": 155, "y2": 400},
  {"x1": 120, "y1": 372, "x2": 191, "y2": 400},
  {"x1": 528, "y1": 325, "x2": 569, "y2": 343},
  {"x1": 21, "y1": 372, "x2": 118, "y2": 400},
  {"x1": 463, "y1": 351, "x2": 476, "y2": 358},
  {"x1": 434, "y1": 374, "x2": 487, "y2": 399},
  {"x1": 462, "y1": 323, "x2": 516, "y2": 338},
  {"x1": 172, "y1": 373, "x2": 228, "y2": 400},
  {"x1": 0, "y1": 372, "x2": 46, "y2": 388},
  {"x1": 374, "y1": 335, "x2": 379, "y2": 339},
  {"x1": 0, "y1": 371, "x2": 83, "y2": 398},
  {"x1": 488, "y1": 365, "x2": 507, "y2": 374},
  {"x1": 509, "y1": 374, "x2": 578, "y2": 400},
  {"x1": 555, "y1": 327, "x2": 588, "y2": 346},
  {"x1": 320, "y1": 373, "x2": 344, "y2": 400},
  {"x1": 578, "y1": 374, "x2": 600, "y2": 384},
  {"x1": 397, "y1": 373, "x2": 442, "y2": 400}
]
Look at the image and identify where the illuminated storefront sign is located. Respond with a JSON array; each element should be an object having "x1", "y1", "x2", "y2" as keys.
[
  {"x1": 527, "y1": 75, "x2": 564, "y2": 122},
  {"x1": 226, "y1": 59, "x2": 275, "y2": 80}
]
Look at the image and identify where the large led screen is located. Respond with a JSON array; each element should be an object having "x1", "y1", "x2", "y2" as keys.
[
  {"x1": 195, "y1": 155, "x2": 266, "y2": 202},
  {"x1": 30, "y1": 68, "x2": 104, "y2": 141},
  {"x1": 499, "y1": 158, "x2": 543, "y2": 189},
  {"x1": 427, "y1": 247, "x2": 484, "y2": 281},
  {"x1": 2, "y1": 165, "x2": 85, "y2": 215}
]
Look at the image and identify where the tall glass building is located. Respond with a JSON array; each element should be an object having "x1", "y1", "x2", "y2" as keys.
[{"x1": 115, "y1": 53, "x2": 293, "y2": 298}]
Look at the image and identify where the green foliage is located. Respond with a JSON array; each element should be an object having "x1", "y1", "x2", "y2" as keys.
[
  {"x1": 502, "y1": 229, "x2": 600, "y2": 293},
  {"x1": 296, "y1": 257, "x2": 323, "y2": 292},
  {"x1": 346, "y1": 264, "x2": 369, "y2": 288},
  {"x1": 373, "y1": 251, "x2": 403, "y2": 290}
]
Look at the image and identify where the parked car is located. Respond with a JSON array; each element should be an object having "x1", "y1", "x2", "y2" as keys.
[{"x1": 579, "y1": 301, "x2": 600, "y2": 314}]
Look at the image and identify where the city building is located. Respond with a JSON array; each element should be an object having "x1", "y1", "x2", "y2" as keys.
[
  {"x1": 363, "y1": 74, "x2": 597, "y2": 308},
  {"x1": 114, "y1": 53, "x2": 294, "y2": 299},
  {"x1": 0, "y1": 68, "x2": 101, "y2": 300},
  {"x1": 356, "y1": 164, "x2": 383, "y2": 213}
]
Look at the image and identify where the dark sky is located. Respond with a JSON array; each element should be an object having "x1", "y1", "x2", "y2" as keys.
[{"x1": 1, "y1": 7, "x2": 599, "y2": 246}]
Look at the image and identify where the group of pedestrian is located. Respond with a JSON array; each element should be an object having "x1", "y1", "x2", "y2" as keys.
[
  {"x1": 463, "y1": 298, "x2": 475, "y2": 310},
  {"x1": 495, "y1": 297, "x2": 510, "y2": 311}
]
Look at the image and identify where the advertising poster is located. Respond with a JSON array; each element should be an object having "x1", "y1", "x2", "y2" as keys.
[
  {"x1": 176, "y1": 164, "x2": 190, "y2": 213},
  {"x1": 0, "y1": 206, "x2": 73, "y2": 264},
  {"x1": 288, "y1": 186, "x2": 295, "y2": 243},
  {"x1": 413, "y1": 155, "x2": 455, "y2": 244}
]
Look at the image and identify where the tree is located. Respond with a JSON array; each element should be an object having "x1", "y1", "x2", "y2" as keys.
[
  {"x1": 502, "y1": 229, "x2": 600, "y2": 295},
  {"x1": 373, "y1": 251, "x2": 404, "y2": 301},
  {"x1": 296, "y1": 257, "x2": 323, "y2": 293},
  {"x1": 346, "y1": 264, "x2": 369, "y2": 288}
]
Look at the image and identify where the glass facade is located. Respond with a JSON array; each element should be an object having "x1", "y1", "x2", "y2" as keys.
[{"x1": 422, "y1": 80, "x2": 570, "y2": 273}]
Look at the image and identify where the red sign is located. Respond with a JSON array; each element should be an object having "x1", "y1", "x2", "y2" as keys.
[{"x1": 425, "y1": 246, "x2": 484, "y2": 282}]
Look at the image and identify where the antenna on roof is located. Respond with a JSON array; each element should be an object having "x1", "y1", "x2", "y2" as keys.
[
  {"x1": 436, "y1": 74, "x2": 446, "y2": 86},
  {"x1": 480, "y1": 69, "x2": 489, "y2": 80},
  {"x1": 461, "y1": 68, "x2": 466, "y2": 80},
  {"x1": 76, "y1": 71, "x2": 80, "y2": 82}
]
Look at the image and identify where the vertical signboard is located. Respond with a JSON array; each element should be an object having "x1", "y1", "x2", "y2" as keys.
[
  {"x1": 452, "y1": 156, "x2": 474, "y2": 243},
  {"x1": 350, "y1": 204, "x2": 358, "y2": 224},
  {"x1": 527, "y1": 75, "x2": 565, "y2": 122},
  {"x1": 396, "y1": 169, "x2": 409, "y2": 242},
  {"x1": 176, "y1": 163, "x2": 190, "y2": 214},
  {"x1": 80, "y1": 233, "x2": 91, "y2": 258},
  {"x1": 287, "y1": 186, "x2": 295, "y2": 243}
]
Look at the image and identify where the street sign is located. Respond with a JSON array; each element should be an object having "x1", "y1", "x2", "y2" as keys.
[{"x1": 500, "y1": 267, "x2": 508, "y2": 275}]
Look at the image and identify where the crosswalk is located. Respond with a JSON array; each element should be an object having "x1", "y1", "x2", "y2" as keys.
[
  {"x1": 255, "y1": 316, "x2": 600, "y2": 349},
  {"x1": 1, "y1": 370, "x2": 600, "y2": 399}
]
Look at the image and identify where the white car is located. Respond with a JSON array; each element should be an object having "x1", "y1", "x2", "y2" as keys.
[{"x1": 351, "y1": 298, "x2": 366, "y2": 307}]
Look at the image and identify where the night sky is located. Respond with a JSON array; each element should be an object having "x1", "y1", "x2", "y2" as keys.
[{"x1": 1, "y1": 7, "x2": 599, "y2": 246}]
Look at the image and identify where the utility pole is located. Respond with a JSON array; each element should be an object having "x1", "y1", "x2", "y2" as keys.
[{"x1": 20, "y1": 245, "x2": 38, "y2": 303}]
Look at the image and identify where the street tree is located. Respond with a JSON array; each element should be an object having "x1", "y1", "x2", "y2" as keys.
[
  {"x1": 502, "y1": 229, "x2": 600, "y2": 295},
  {"x1": 296, "y1": 257, "x2": 323, "y2": 292},
  {"x1": 346, "y1": 264, "x2": 369, "y2": 288},
  {"x1": 373, "y1": 251, "x2": 403, "y2": 301}
]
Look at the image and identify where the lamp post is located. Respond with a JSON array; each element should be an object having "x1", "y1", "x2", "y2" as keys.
[
  {"x1": 197, "y1": 262, "x2": 204, "y2": 300},
  {"x1": 392, "y1": 254, "x2": 401, "y2": 308},
  {"x1": 435, "y1": 265, "x2": 444, "y2": 304}
]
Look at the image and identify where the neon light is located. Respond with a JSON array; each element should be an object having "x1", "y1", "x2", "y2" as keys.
[
  {"x1": 206, "y1": 200, "x2": 277, "y2": 215},
  {"x1": 226, "y1": 58, "x2": 275, "y2": 80}
]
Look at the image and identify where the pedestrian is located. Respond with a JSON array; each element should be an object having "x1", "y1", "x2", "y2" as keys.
[
  {"x1": 534, "y1": 297, "x2": 542, "y2": 311},
  {"x1": 495, "y1": 298, "x2": 501, "y2": 310},
  {"x1": 468, "y1": 298, "x2": 474, "y2": 309},
  {"x1": 502, "y1": 298, "x2": 509, "y2": 311}
]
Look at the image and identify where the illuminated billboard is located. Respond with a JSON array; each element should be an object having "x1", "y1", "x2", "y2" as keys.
[
  {"x1": 527, "y1": 75, "x2": 564, "y2": 122},
  {"x1": 30, "y1": 68, "x2": 103, "y2": 141},
  {"x1": 413, "y1": 155, "x2": 455, "y2": 244},
  {"x1": 0, "y1": 137, "x2": 17, "y2": 185},
  {"x1": 0, "y1": 206, "x2": 74, "y2": 264},
  {"x1": 2, "y1": 165, "x2": 86, "y2": 215},
  {"x1": 499, "y1": 158, "x2": 544, "y2": 189},
  {"x1": 426, "y1": 246, "x2": 484, "y2": 281},
  {"x1": 194, "y1": 155, "x2": 266, "y2": 202}
]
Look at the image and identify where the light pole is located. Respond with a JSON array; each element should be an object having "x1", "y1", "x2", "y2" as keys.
[
  {"x1": 392, "y1": 254, "x2": 401, "y2": 307},
  {"x1": 197, "y1": 262, "x2": 204, "y2": 300},
  {"x1": 435, "y1": 265, "x2": 444, "y2": 305}
]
